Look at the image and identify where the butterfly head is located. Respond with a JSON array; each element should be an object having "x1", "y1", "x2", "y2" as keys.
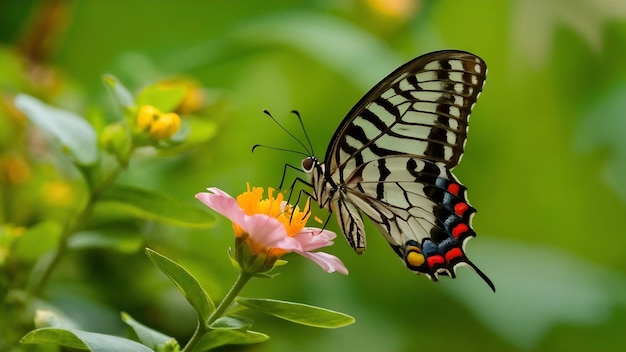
[{"x1": 301, "y1": 156, "x2": 318, "y2": 174}]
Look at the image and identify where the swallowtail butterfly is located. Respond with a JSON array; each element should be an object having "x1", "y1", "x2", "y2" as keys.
[{"x1": 297, "y1": 50, "x2": 493, "y2": 290}]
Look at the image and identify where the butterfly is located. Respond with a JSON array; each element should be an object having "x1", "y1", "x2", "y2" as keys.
[{"x1": 300, "y1": 50, "x2": 494, "y2": 291}]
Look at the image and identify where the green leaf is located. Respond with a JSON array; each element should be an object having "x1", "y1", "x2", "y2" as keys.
[
  {"x1": 121, "y1": 312, "x2": 179, "y2": 351},
  {"x1": 103, "y1": 74, "x2": 135, "y2": 110},
  {"x1": 69, "y1": 225, "x2": 143, "y2": 253},
  {"x1": 145, "y1": 248, "x2": 215, "y2": 322},
  {"x1": 14, "y1": 94, "x2": 98, "y2": 166},
  {"x1": 183, "y1": 117, "x2": 218, "y2": 145},
  {"x1": 33, "y1": 309, "x2": 77, "y2": 330},
  {"x1": 99, "y1": 184, "x2": 215, "y2": 229},
  {"x1": 236, "y1": 298, "x2": 355, "y2": 328},
  {"x1": 136, "y1": 83, "x2": 186, "y2": 112},
  {"x1": 209, "y1": 316, "x2": 253, "y2": 330},
  {"x1": 13, "y1": 221, "x2": 62, "y2": 261},
  {"x1": 195, "y1": 329, "x2": 268, "y2": 351},
  {"x1": 21, "y1": 328, "x2": 153, "y2": 351}
]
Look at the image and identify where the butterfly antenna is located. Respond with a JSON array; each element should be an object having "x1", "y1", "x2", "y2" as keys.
[
  {"x1": 251, "y1": 144, "x2": 308, "y2": 157},
  {"x1": 263, "y1": 110, "x2": 311, "y2": 155},
  {"x1": 291, "y1": 110, "x2": 314, "y2": 156}
]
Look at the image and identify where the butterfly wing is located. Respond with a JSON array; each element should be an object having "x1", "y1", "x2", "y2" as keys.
[
  {"x1": 320, "y1": 50, "x2": 491, "y2": 288},
  {"x1": 342, "y1": 155, "x2": 494, "y2": 289},
  {"x1": 325, "y1": 50, "x2": 486, "y2": 179}
]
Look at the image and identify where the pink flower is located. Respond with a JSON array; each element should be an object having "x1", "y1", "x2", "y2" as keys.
[{"x1": 195, "y1": 186, "x2": 348, "y2": 275}]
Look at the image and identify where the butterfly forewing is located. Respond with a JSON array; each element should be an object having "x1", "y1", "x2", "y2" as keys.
[
  {"x1": 306, "y1": 50, "x2": 493, "y2": 290},
  {"x1": 326, "y1": 50, "x2": 486, "y2": 177}
]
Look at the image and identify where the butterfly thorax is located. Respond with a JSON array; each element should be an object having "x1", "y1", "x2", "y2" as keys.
[{"x1": 302, "y1": 156, "x2": 337, "y2": 210}]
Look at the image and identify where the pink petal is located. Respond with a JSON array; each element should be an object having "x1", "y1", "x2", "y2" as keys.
[
  {"x1": 244, "y1": 214, "x2": 303, "y2": 252},
  {"x1": 298, "y1": 251, "x2": 349, "y2": 275},
  {"x1": 293, "y1": 228, "x2": 337, "y2": 251},
  {"x1": 195, "y1": 188, "x2": 246, "y2": 228}
]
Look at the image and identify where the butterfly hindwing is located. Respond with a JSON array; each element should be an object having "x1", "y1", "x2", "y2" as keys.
[{"x1": 342, "y1": 155, "x2": 489, "y2": 283}]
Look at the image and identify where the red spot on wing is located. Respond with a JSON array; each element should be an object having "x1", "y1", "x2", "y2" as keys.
[
  {"x1": 445, "y1": 247, "x2": 463, "y2": 262},
  {"x1": 427, "y1": 255, "x2": 444, "y2": 268},
  {"x1": 454, "y1": 202, "x2": 469, "y2": 216},
  {"x1": 452, "y1": 223, "x2": 469, "y2": 238},
  {"x1": 448, "y1": 183, "x2": 460, "y2": 196}
]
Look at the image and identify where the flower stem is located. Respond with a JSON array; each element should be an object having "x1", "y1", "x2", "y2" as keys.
[{"x1": 181, "y1": 271, "x2": 253, "y2": 352}]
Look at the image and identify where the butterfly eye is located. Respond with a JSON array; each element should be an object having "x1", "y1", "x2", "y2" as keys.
[{"x1": 301, "y1": 157, "x2": 315, "y2": 173}]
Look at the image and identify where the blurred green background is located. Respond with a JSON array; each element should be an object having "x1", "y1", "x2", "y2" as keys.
[{"x1": 2, "y1": 0, "x2": 626, "y2": 351}]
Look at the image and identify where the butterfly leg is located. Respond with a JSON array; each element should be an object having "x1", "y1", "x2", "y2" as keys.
[
  {"x1": 284, "y1": 176, "x2": 314, "y2": 204},
  {"x1": 278, "y1": 163, "x2": 304, "y2": 191}
]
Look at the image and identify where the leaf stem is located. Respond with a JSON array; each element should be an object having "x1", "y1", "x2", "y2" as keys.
[{"x1": 181, "y1": 271, "x2": 253, "y2": 352}]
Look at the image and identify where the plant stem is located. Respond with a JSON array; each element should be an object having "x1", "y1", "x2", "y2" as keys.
[
  {"x1": 208, "y1": 271, "x2": 253, "y2": 325},
  {"x1": 181, "y1": 271, "x2": 253, "y2": 352}
]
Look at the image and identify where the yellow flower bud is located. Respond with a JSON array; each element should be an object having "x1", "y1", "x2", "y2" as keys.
[
  {"x1": 136, "y1": 105, "x2": 160, "y2": 131},
  {"x1": 149, "y1": 112, "x2": 181, "y2": 139}
]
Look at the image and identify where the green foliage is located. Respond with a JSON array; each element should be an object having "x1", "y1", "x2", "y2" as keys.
[
  {"x1": 237, "y1": 297, "x2": 355, "y2": 328},
  {"x1": 146, "y1": 248, "x2": 215, "y2": 323},
  {"x1": 12, "y1": 221, "x2": 62, "y2": 261},
  {"x1": 21, "y1": 328, "x2": 153, "y2": 351},
  {"x1": 68, "y1": 225, "x2": 144, "y2": 253},
  {"x1": 195, "y1": 330, "x2": 269, "y2": 351},
  {"x1": 136, "y1": 84, "x2": 187, "y2": 113},
  {"x1": 209, "y1": 316, "x2": 253, "y2": 330},
  {"x1": 103, "y1": 74, "x2": 136, "y2": 110},
  {"x1": 144, "y1": 249, "x2": 353, "y2": 351},
  {"x1": 100, "y1": 185, "x2": 215, "y2": 228},
  {"x1": 122, "y1": 312, "x2": 180, "y2": 351},
  {"x1": 14, "y1": 94, "x2": 98, "y2": 166}
]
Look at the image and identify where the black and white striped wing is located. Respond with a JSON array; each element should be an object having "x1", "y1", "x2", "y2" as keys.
[
  {"x1": 320, "y1": 50, "x2": 493, "y2": 289},
  {"x1": 325, "y1": 50, "x2": 485, "y2": 176}
]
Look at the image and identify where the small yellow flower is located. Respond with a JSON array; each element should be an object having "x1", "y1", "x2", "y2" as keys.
[
  {"x1": 149, "y1": 112, "x2": 181, "y2": 139},
  {"x1": 135, "y1": 105, "x2": 181, "y2": 140},
  {"x1": 136, "y1": 105, "x2": 159, "y2": 130}
]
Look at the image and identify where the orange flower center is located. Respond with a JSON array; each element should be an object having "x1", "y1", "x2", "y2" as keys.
[{"x1": 234, "y1": 185, "x2": 311, "y2": 256}]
